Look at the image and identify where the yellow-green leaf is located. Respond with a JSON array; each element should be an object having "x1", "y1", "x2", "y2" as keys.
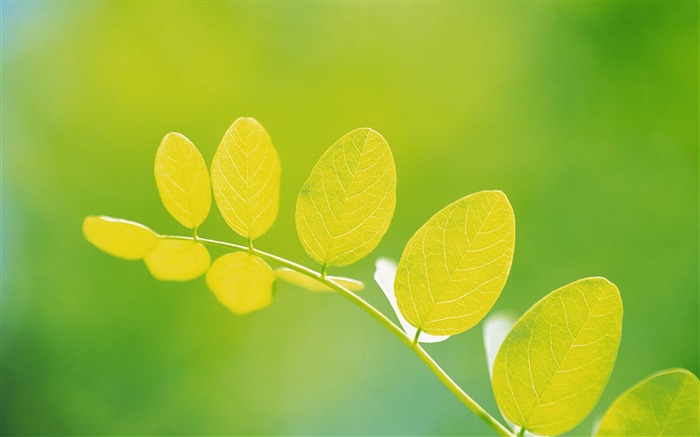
[
  {"x1": 295, "y1": 128, "x2": 396, "y2": 267},
  {"x1": 211, "y1": 117, "x2": 281, "y2": 240},
  {"x1": 83, "y1": 215, "x2": 158, "y2": 260},
  {"x1": 275, "y1": 268, "x2": 364, "y2": 292},
  {"x1": 492, "y1": 277, "x2": 623, "y2": 436},
  {"x1": 144, "y1": 239, "x2": 210, "y2": 281},
  {"x1": 596, "y1": 368, "x2": 699, "y2": 437},
  {"x1": 154, "y1": 132, "x2": 211, "y2": 229},
  {"x1": 394, "y1": 190, "x2": 515, "y2": 336},
  {"x1": 206, "y1": 252, "x2": 275, "y2": 315}
]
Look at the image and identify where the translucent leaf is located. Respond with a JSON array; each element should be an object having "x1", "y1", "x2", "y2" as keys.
[
  {"x1": 83, "y1": 215, "x2": 158, "y2": 260},
  {"x1": 144, "y1": 239, "x2": 210, "y2": 281},
  {"x1": 394, "y1": 190, "x2": 515, "y2": 336},
  {"x1": 595, "y1": 368, "x2": 699, "y2": 437},
  {"x1": 211, "y1": 117, "x2": 281, "y2": 240},
  {"x1": 492, "y1": 277, "x2": 623, "y2": 436},
  {"x1": 275, "y1": 268, "x2": 364, "y2": 292},
  {"x1": 154, "y1": 132, "x2": 211, "y2": 229},
  {"x1": 206, "y1": 252, "x2": 275, "y2": 315},
  {"x1": 295, "y1": 128, "x2": 396, "y2": 267}
]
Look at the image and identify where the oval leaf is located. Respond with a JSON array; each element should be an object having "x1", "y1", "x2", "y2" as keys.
[
  {"x1": 206, "y1": 252, "x2": 275, "y2": 315},
  {"x1": 275, "y1": 268, "x2": 364, "y2": 292},
  {"x1": 295, "y1": 128, "x2": 396, "y2": 267},
  {"x1": 154, "y1": 132, "x2": 211, "y2": 229},
  {"x1": 211, "y1": 117, "x2": 281, "y2": 240},
  {"x1": 596, "y1": 368, "x2": 699, "y2": 437},
  {"x1": 492, "y1": 277, "x2": 623, "y2": 436},
  {"x1": 83, "y1": 215, "x2": 158, "y2": 260},
  {"x1": 144, "y1": 239, "x2": 210, "y2": 281},
  {"x1": 394, "y1": 190, "x2": 515, "y2": 336}
]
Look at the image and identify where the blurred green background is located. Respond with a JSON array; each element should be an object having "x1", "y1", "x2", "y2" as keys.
[{"x1": 2, "y1": 2, "x2": 698, "y2": 435}]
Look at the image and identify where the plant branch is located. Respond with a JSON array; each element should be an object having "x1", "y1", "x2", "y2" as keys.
[{"x1": 162, "y1": 234, "x2": 513, "y2": 437}]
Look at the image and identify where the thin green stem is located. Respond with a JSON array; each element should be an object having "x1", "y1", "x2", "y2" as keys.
[
  {"x1": 517, "y1": 426, "x2": 526, "y2": 437},
  {"x1": 413, "y1": 327, "x2": 423, "y2": 345},
  {"x1": 161, "y1": 234, "x2": 513, "y2": 437}
]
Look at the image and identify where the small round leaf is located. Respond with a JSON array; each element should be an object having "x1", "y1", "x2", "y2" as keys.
[
  {"x1": 144, "y1": 239, "x2": 211, "y2": 281},
  {"x1": 154, "y1": 132, "x2": 211, "y2": 229},
  {"x1": 206, "y1": 252, "x2": 275, "y2": 315},
  {"x1": 211, "y1": 118, "x2": 281, "y2": 240},
  {"x1": 83, "y1": 215, "x2": 158, "y2": 260}
]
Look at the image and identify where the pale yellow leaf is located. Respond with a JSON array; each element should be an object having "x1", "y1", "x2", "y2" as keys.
[
  {"x1": 275, "y1": 268, "x2": 364, "y2": 292},
  {"x1": 211, "y1": 117, "x2": 281, "y2": 240},
  {"x1": 492, "y1": 277, "x2": 623, "y2": 436},
  {"x1": 296, "y1": 128, "x2": 396, "y2": 267},
  {"x1": 154, "y1": 132, "x2": 211, "y2": 229},
  {"x1": 83, "y1": 215, "x2": 158, "y2": 260},
  {"x1": 206, "y1": 252, "x2": 275, "y2": 315},
  {"x1": 144, "y1": 239, "x2": 210, "y2": 281},
  {"x1": 394, "y1": 191, "x2": 515, "y2": 336},
  {"x1": 596, "y1": 368, "x2": 699, "y2": 437}
]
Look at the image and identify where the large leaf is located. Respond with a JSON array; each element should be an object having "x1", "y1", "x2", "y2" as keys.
[
  {"x1": 154, "y1": 132, "x2": 211, "y2": 229},
  {"x1": 374, "y1": 258, "x2": 450, "y2": 344},
  {"x1": 295, "y1": 128, "x2": 396, "y2": 267},
  {"x1": 595, "y1": 368, "x2": 699, "y2": 436},
  {"x1": 144, "y1": 239, "x2": 211, "y2": 281},
  {"x1": 492, "y1": 277, "x2": 623, "y2": 436},
  {"x1": 83, "y1": 216, "x2": 158, "y2": 260},
  {"x1": 211, "y1": 117, "x2": 281, "y2": 240},
  {"x1": 206, "y1": 252, "x2": 275, "y2": 315},
  {"x1": 394, "y1": 190, "x2": 515, "y2": 336},
  {"x1": 275, "y1": 268, "x2": 364, "y2": 292}
]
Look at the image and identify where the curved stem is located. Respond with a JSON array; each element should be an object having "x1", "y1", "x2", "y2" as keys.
[{"x1": 162, "y1": 234, "x2": 513, "y2": 437}]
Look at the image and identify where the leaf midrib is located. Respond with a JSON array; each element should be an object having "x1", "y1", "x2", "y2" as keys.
[
  {"x1": 419, "y1": 196, "x2": 502, "y2": 330},
  {"x1": 321, "y1": 130, "x2": 371, "y2": 264},
  {"x1": 521, "y1": 287, "x2": 608, "y2": 427},
  {"x1": 658, "y1": 378, "x2": 688, "y2": 436}
]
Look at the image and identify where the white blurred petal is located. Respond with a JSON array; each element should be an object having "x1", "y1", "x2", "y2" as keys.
[
  {"x1": 374, "y1": 257, "x2": 450, "y2": 344},
  {"x1": 483, "y1": 311, "x2": 516, "y2": 378}
]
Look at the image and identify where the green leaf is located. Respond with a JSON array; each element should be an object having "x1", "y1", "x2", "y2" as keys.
[
  {"x1": 394, "y1": 190, "x2": 515, "y2": 336},
  {"x1": 211, "y1": 117, "x2": 281, "y2": 240},
  {"x1": 596, "y1": 368, "x2": 699, "y2": 437},
  {"x1": 492, "y1": 277, "x2": 623, "y2": 436},
  {"x1": 206, "y1": 252, "x2": 275, "y2": 315},
  {"x1": 83, "y1": 215, "x2": 158, "y2": 260},
  {"x1": 144, "y1": 239, "x2": 211, "y2": 281},
  {"x1": 275, "y1": 268, "x2": 364, "y2": 292},
  {"x1": 154, "y1": 132, "x2": 211, "y2": 229},
  {"x1": 295, "y1": 128, "x2": 396, "y2": 267}
]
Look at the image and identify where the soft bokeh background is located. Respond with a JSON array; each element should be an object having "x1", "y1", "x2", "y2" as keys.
[{"x1": 2, "y1": 2, "x2": 698, "y2": 435}]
